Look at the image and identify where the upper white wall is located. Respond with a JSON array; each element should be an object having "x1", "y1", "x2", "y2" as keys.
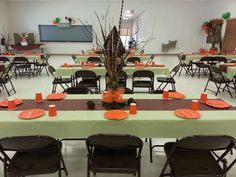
[
  {"x1": 208, "y1": 0, "x2": 236, "y2": 19},
  {"x1": 0, "y1": 0, "x2": 8, "y2": 40},
  {"x1": 7, "y1": 0, "x2": 209, "y2": 54},
  {"x1": 206, "y1": 0, "x2": 236, "y2": 47}
]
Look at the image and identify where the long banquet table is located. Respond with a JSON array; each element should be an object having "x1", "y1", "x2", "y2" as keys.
[
  {"x1": 74, "y1": 55, "x2": 151, "y2": 63},
  {"x1": 0, "y1": 54, "x2": 43, "y2": 62},
  {"x1": 55, "y1": 65, "x2": 170, "y2": 77},
  {"x1": 185, "y1": 54, "x2": 236, "y2": 63},
  {"x1": 0, "y1": 94, "x2": 235, "y2": 139}
]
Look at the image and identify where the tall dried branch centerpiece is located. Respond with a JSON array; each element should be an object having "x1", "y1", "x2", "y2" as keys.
[
  {"x1": 79, "y1": 0, "x2": 130, "y2": 109},
  {"x1": 101, "y1": 0, "x2": 127, "y2": 109}
]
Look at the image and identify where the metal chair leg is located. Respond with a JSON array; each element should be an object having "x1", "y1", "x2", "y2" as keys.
[{"x1": 149, "y1": 138, "x2": 153, "y2": 163}]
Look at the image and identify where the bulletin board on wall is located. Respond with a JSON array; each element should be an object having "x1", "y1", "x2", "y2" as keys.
[
  {"x1": 222, "y1": 18, "x2": 236, "y2": 52},
  {"x1": 38, "y1": 25, "x2": 93, "y2": 42}
]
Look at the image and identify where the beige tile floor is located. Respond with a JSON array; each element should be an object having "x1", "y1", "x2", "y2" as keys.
[{"x1": 0, "y1": 55, "x2": 236, "y2": 177}]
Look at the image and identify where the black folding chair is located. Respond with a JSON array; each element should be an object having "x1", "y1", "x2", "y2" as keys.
[
  {"x1": 0, "y1": 64, "x2": 16, "y2": 96},
  {"x1": 159, "y1": 135, "x2": 236, "y2": 177},
  {"x1": 0, "y1": 135, "x2": 68, "y2": 177},
  {"x1": 178, "y1": 54, "x2": 193, "y2": 76},
  {"x1": 204, "y1": 65, "x2": 233, "y2": 98},
  {"x1": 156, "y1": 65, "x2": 180, "y2": 91},
  {"x1": 212, "y1": 57, "x2": 228, "y2": 65},
  {"x1": 147, "y1": 54, "x2": 155, "y2": 63},
  {"x1": 86, "y1": 134, "x2": 143, "y2": 177},
  {"x1": 48, "y1": 65, "x2": 73, "y2": 93},
  {"x1": 87, "y1": 57, "x2": 101, "y2": 64},
  {"x1": 35, "y1": 55, "x2": 50, "y2": 76},
  {"x1": 193, "y1": 56, "x2": 213, "y2": 78},
  {"x1": 74, "y1": 70, "x2": 101, "y2": 93},
  {"x1": 124, "y1": 87, "x2": 134, "y2": 94},
  {"x1": 0, "y1": 57, "x2": 11, "y2": 64},
  {"x1": 127, "y1": 57, "x2": 141, "y2": 63},
  {"x1": 132, "y1": 70, "x2": 154, "y2": 93},
  {"x1": 63, "y1": 86, "x2": 93, "y2": 94},
  {"x1": 105, "y1": 71, "x2": 128, "y2": 90},
  {"x1": 12, "y1": 57, "x2": 34, "y2": 79},
  {"x1": 71, "y1": 55, "x2": 78, "y2": 64}
]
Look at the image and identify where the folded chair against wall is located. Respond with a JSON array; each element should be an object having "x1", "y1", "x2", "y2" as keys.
[
  {"x1": 0, "y1": 135, "x2": 68, "y2": 177},
  {"x1": 159, "y1": 135, "x2": 236, "y2": 177},
  {"x1": 156, "y1": 65, "x2": 180, "y2": 91},
  {"x1": 132, "y1": 70, "x2": 154, "y2": 93},
  {"x1": 86, "y1": 134, "x2": 143, "y2": 177},
  {"x1": 0, "y1": 64, "x2": 16, "y2": 96},
  {"x1": 204, "y1": 65, "x2": 233, "y2": 98},
  {"x1": 74, "y1": 70, "x2": 101, "y2": 93},
  {"x1": 48, "y1": 65, "x2": 73, "y2": 93}
]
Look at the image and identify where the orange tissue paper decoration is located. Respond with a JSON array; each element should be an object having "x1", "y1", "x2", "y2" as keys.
[{"x1": 102, "y1": 88, "x2": 126, "y2": 109}]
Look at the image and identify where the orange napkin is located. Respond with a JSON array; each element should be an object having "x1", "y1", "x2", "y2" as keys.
[
  {"x1": 155, "y1": 64, "x2": 165, "y2": 67},
  {"x1": 223, "y1": 63, "x2": 235, "y2": 67}
]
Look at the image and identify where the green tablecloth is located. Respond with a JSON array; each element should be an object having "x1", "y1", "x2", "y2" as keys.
[
  {"x1": 0, "y1": 94, "x2": 235, "y2": 138},
  {"x1": 74, "y1": 55, "x2": 150, "y2": 63},
  {"x1": 55, "y1": 66, "x2": 170, "y2": 77},
  {"x1": 185, "y1": 54, "x2": 236, "y2": 63},
  {"x1": 226, "y1": 67, "x2": 236, "y2": 80},
  {"x1": 0, "y1": 55, "x2": 43, "y2": 62}
]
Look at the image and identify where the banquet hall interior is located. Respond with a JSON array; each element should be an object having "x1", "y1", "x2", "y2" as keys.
[{"x1": 0, "y1": 0, "x2": 236, "y2": 177}]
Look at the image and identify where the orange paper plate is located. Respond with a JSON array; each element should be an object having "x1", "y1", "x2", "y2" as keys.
[
  {"x1": 81, "y1": 65, "x2": 96, "y2": 68},
  {"x1": 63, "y1": 64, "x2": 73, "y2": 67},
  {"x1": 169, "y1": 92, "x2": 185, "y2": 99},
  {"x1": 223, "y1": 63, "x2": 235, "y2": 67},
  {"x1": 175, "y1": 109, "x2": 200, "y2": 119},
  {"x1": 104, "y1": 110, "x2": 129, "y2": 120},
  {"x1": 19, "y1": 109, "x2": 45, "y2": 120},
  {"x1": 155, "y1": 64, "x2": 165, "y2": 67},
  {"x1": 47, "y1": 93, "x2": 65, "y2": 100},
  {"x1": 205, "y1": 100, "x2": 231, "y2": 109},
  {"x1": 0, "y1": 99, "x2": 23, "y2": 107}
]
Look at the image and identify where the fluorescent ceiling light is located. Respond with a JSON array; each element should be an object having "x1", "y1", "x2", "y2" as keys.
[
  {"x1": 124, "y1": 14, "x2": 133, "y2": 17},
  {"x1": 126, "y1": 9, "x2": 132, "y2": 14}
]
